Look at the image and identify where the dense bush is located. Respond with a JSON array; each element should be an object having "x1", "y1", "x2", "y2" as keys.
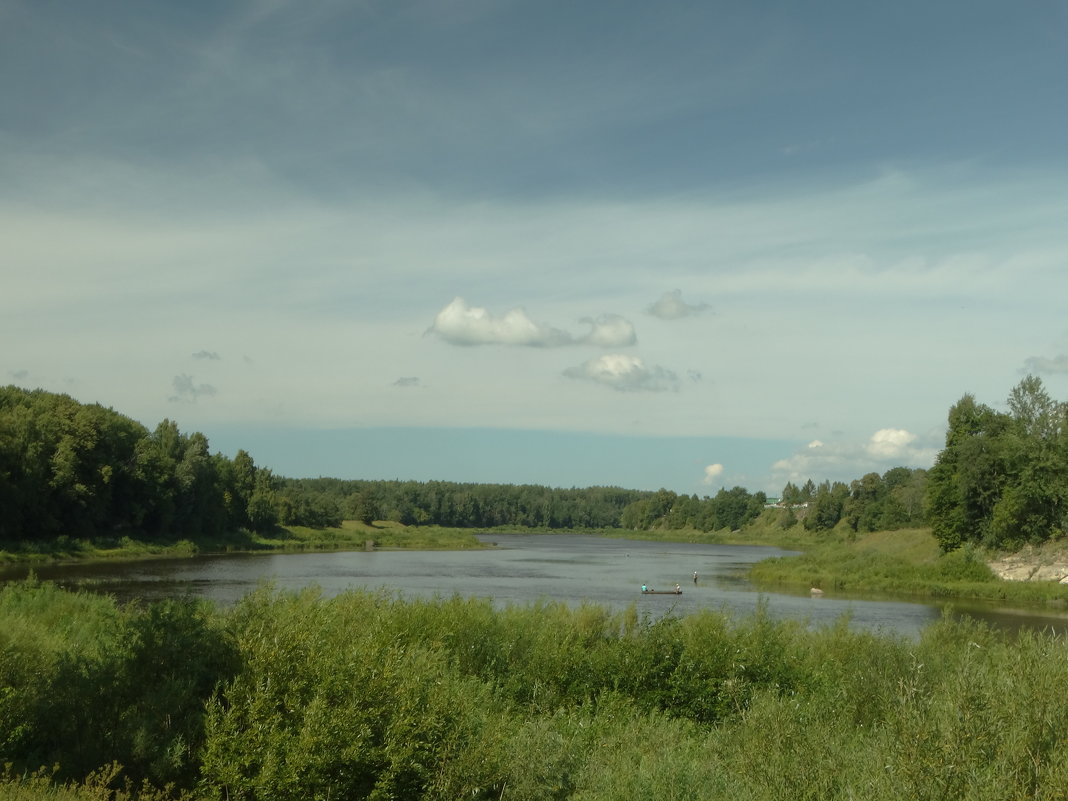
[
  {"x1": 5, "y1": 579, "x2": 1068, "y2": 799},
  {"x1": 0, "y1": 579, "x2": 238, "y2": 788}
]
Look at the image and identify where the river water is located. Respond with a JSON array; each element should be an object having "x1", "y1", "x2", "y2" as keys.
[{"x1": 8, "y1": 534, "x2": 1068, "y2": 638}]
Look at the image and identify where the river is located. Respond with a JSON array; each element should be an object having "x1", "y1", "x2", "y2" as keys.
[{"x1": 7, "y1": 534, "x2": 1068, "y2": 638}]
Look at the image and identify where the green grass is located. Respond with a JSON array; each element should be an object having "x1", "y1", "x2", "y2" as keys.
[
  {"x1": 745, "y1": 525, "x2": 1068, "y2": 607},
  {"x1": 0, "y1": 521, "x2": 486, "y2": 567}
]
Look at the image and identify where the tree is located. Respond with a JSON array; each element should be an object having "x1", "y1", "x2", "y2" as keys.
[
  {"x1": 989, "y1": 376, "x2": 1068, "y2": 546},
  {"x1": 926, "y1": 378, "x2": 1068, "y2": 550},
  {"x1": 925, "y1": 394, "x2": 1010, "y2": 549},
  {"x1": 804, "y1": 482, "x2": 849, "y2": 531},
  {"x1": 246, "y1": 470, "x2": 280, "y2": 533},
  {"x1": 350, "y1": 486, "x2": 381, "y2": 526}
]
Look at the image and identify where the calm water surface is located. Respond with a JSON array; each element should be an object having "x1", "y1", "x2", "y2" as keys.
[{"x1": 9, "y1": 534, "x2": 1068, "y2": 638}]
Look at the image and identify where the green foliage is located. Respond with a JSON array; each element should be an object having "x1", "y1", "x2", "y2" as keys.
[
  {"x1": 0, "y1": 579, "x2": 238, "y2": 790},
  {"x1": 803, "y1": 480, "x2": 851, "y2": 532},
  {"x1": 0, "y1": 387, "x2": 280, "y2": 543},
  {"x1": 927, "y1": 377, "x2": 1068, "y2": 552},
  {"x1": 7, "y1": 581, "x2": 1068, "y2": 799},
  {"x1": 619, "y1": 485, "x2": 767, "y2": 532},
  {"x1": 741, "y1": 527, "x2": 1068, "y2": 606},
  {"x1": 1, "y1": 386, "x2": 664, "y2": 544},
  {"x1": 287, "y1": 477, "x2": 649, "y2": 530}
]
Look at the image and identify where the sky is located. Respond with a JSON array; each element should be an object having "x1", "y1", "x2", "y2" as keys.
[{"x1": 3, "y1": 0, "x2": 1068, "y2": 496}]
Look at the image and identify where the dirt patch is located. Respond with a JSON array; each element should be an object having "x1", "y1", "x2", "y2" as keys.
[{"x1": 987, "y1": 543, "x2": 1068, "y2": 583}]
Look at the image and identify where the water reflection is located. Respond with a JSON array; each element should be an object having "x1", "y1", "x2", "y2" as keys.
[{"x1": 7, "y1": 534, "x2": 1068, "y2": 638}]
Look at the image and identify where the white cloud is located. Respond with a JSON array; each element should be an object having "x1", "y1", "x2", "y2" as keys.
[
  {"x1": 579, "y1": 314, "x2": 637, "y2": 347},
  {"x1": 563, "y1": 354, "x2": 679, "y2": 392},
  {"x1": 427, "y1": 297, "x2": 572, "y2": 347},
  {"x1": 808, "y1": 439, "x2": 824, "y2": 449},
  {"x1": 702, "y1": 463, "x2": 725, "y2": 484},
  {"x1": 647, "y1": 289, "x2": 710, "y2": 320},
  {"x1": 866, "y1": 428, "x2": 918, "y2": 459},
  {"x1": 427, "y1": 298, "x2": 638, "y2": 349}
]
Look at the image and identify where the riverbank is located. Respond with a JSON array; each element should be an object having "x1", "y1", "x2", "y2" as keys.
[
  {"x1": 737, "y1": 524, "x2": 1068, "y2": 608},
  {"x1": 606, "y1": 519, "x2": 1068, "y2": 608},
  {"x1": 0, "y1": 521, "x2": 486, "y2": 566}
]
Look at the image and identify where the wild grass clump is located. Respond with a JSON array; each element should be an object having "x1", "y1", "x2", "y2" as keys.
[{"x1": 5, "y1": 579, "x2": 1068, "y2": 799}]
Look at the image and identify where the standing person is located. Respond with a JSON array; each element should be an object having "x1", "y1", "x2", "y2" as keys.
[
  {"x1": 693, "y1": 571, "x2": 698, "y2": 584},
  {"x1": 641, "y1": 583, "x2": 647, "y2": 593}
]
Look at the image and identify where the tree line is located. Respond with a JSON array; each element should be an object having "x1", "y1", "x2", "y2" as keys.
[
  {"x1": 552, "y1": 375, "x2": 1066, "y2": 545},
  {"x1": 0, "y1": 386, "x2": 655, "y2": 540},
  {"x1": 0, "y1": 385, "x2": 769, "y2": 539},
  {"x1": 0, "y1": 386, "x2": 269, "y2": 541},
  {"x1": 2, "y1": 377, "x2": 1065, "y2": 547}
]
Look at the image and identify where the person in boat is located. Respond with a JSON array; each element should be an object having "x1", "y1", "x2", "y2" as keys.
[
  {"x1": 641, "y1": 583, "x2": 647, "y2": 593},
  {"x1": 675, "y1": 583, "x2": 681, "y2": 593}
]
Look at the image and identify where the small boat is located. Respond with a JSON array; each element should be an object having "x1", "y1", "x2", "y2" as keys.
[{"x1": 641, "y1": 588, "x2": 682, "y2": 595}]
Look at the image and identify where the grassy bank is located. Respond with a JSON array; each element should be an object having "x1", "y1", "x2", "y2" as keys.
[
  {"x1": 4, "y1": 579, "x2": 1068, "y2": 800},
  {"x1": 0, "y1": 521, "x2": 486, "y2": 566},
  {"x1": 744, "y1": 524, "x2": 1068, "y2": 607},
  {"x1": 608, "y1": 517, "x2": 1068, "y2": 608}
]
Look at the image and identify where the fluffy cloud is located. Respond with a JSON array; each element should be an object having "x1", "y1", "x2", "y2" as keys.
[
  {"x1": 428, "y1": 297, "x2": 572, "y2": 347},
  {"x1": 563, "y1": 354, "x2": 679, "y2": 392},
  {"x1": 647, "y1": 289, "x2": 709, "y2": 320},
  {"x1": 579, "y1": 314, "x2": 637, "y2": 347},
  {"x1": 865, "y1": 428, "x2": 917, "y2": 459},
  {"x1": 702, "y1": 463, "x2": 725, "y2": 484},
  {"x1": 1024, "y1": 354, "x2": 1068, "y2": 374},
  {"x1": 428, "y1": 298, "x2": 637, "y2": 348}
]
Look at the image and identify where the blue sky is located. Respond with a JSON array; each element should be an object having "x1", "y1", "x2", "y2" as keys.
[{"x1": 3, "y1": 0, "x2": 1067, "y2": 495}]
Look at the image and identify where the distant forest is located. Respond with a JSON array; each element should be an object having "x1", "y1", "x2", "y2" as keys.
[{"x1": 1, "y1": 377, "x2": 1065, "y2": 549}]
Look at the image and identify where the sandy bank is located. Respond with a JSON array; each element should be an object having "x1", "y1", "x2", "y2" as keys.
[{"x1": 988, "y1": 544, "x2": 1068, "y2": 583}]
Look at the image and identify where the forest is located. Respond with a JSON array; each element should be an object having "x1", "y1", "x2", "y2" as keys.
[{"x1": 2, "y1": 376, "x2": 1066, "y2": 549}]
